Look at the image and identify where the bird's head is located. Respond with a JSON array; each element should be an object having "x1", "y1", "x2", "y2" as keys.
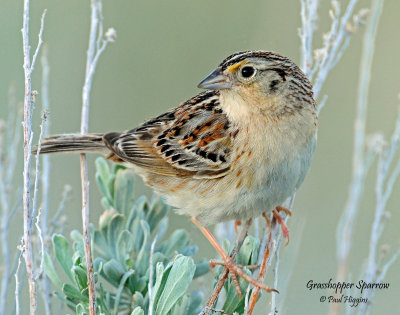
[{"x1": 198, "y1": 51, "x2": 315, "y2": 116}]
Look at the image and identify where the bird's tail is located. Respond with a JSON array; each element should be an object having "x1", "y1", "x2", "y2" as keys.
[{"x1": 33, "y1": 133, "x2": 107, "y2": 155}]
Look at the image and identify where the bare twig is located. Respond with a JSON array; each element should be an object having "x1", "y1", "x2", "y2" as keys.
[
  {"x1": 299, "y1": 0, "x2": 319, "y2": 77},
  {"x1": 357, "y1": 113, "x2": 400, "y2": 314},
  {"x1": 39, "y1": 43, "x2": 52, "y2": 315},
  {"x1": 31, "y1": 112, "x2": 46, "y2": 224},
  {"x1": 80, "y1": 1, "x2": 115, "y2": 313},
  {"x1": 14, "y1": 243, "x2": 24, "y2": 315},
  {"x1": 312, "y1": 0, "x2": 360, "y2": 99},
  {"x1": 200, "y1": 219, "x2": 252, "y2": 315},
  {"x1": 247, "y1": 195, "x2": 295, "y2": 315},
  {"x1": 334, "y1": 0, "x2": 383, "y2": 301},
  {"x1": 148, "y1": 238, "x2": 157, "y2": 315},
  {"x1": 21, "y1": 1, "x2": 46, "y2": 312}
]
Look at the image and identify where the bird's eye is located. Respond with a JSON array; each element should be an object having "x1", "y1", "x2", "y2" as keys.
[{"x1": 240, "y1": 66, "x2": 256, "y2": 78}]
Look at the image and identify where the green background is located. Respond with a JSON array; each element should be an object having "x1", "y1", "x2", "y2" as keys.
[{"x1": 1, "y1": 0, "x2": 399, "y2": 314}]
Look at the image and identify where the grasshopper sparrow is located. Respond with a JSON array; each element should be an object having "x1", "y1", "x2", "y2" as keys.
[{"x1": 37, "y1": 50, "x2": 317, "y2": 293}]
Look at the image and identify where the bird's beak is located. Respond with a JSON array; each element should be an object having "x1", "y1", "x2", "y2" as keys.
[{"x1": 197, "y1": 68, "x2": 232, "y2": 90}]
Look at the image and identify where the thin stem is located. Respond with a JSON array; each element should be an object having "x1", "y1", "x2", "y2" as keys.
[
  {"x1": 200, "y1": 219, "x2": 252, "y2": 315},
  {"x1": 21, "y1": 2, "x2": 46, "y2": 313},
  {"x1": 332, "y1": 0, "x2": 384, "y2": 314},
  {"x1": 39, "y1": 43, "x2": 52, "y2": 315},
  {"x1": 148, "y1": 238, "x2": 157, "y2": 315},
  {"x1": 14, "y1": 248, "x2": 23, "y2": 315},
  {"x1": 80, "y1": 1, "x2": 114, "y2": 313}
]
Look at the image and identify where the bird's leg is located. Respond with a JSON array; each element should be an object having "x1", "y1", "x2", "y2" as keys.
[
  {"x1": 272, "y1": 206, "x2": 291, "y2": 245},
  {"x1": 234, "y1": 220, "x2": 241, "y2": 235},
  {"x1": 201, "y1": 219, "x2": 252, "y2": 314},
  {"x1": 191, "y1": 217, "x2": 278, "y2": 299}
]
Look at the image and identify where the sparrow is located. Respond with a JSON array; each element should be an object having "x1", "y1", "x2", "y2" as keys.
[{"x1": 36, "y1": 50, "x2": 317, "y2": 294}]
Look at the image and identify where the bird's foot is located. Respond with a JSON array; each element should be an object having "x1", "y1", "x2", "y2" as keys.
[
  {"x1": 209, "y1": 258, "x2": 278, "y2": 298},
  {"x1": 190, "y1": 216, "x2": 278, "y2": 298}
]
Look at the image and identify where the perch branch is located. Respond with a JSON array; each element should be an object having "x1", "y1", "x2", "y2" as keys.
[
  {"x1": 200, "y1": 219, "x2": 252, "y2": 315},
  {"x1": 80, "y1": 1, "x2": 115, "y2": 313},
  {"x1": 39, "y1": 43, "x2": 52, "y2": 315},
  {"x1": 21, "y1": 2, "x2": 46, "y2": 313}
]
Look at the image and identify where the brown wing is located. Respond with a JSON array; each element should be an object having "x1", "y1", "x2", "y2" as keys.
[{"x1": 103, "y1": 91, "x2": 235, "y2": 179}]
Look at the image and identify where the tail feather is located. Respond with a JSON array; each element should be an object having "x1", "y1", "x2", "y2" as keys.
[{"x1": 33, "y1": 133, "x2": 107, "y2": 154}]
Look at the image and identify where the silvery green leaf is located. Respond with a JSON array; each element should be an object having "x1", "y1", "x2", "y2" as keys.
[
  {"x1": 95, "y1": 157, "x2": 111, "y2": 185},
  {"x1": 53, "y1": 234, "x2": 74, "y2": 282},
  {"x1": 72, "y1": 241, "x2": 85, "y2": 261},
  {"x1": 94, "y1": 257, "x2": 105, "y2": 274},
  {"x1": 194, "y1": 260, "x2": 209, "y2": 278},
  {"x1": 44, "y1": 252, "x2": 63, "y2": 288},
  {"x1": 152, "y1": 261, "x2": 168, "y2": 307},
  {"x1": 222, "y1": 268, "x2": 252, "y2": 314},
  {"x1": 107, "y1": 173, "x2": 116, "y2": 199},
  {"x1": 180, "y1": 245, "x2": 198, "y2": 257},
  {"x1": 160, "y1": 229, "x2": 190, "y2": 257},
  {"x1": 70, "y1": 229, "x2": 82, "y2": 242},
  {"x1": 222, "y1": 236, "x2": 260, "y2": 313},
  {"x1": 237, "y1": 235, "x2": 259, "y2": 266},
  {"x1": 76, "y1": 303, "x2": 88, "y2": 315},
  {"x1": 113, "y1": 270, "x2": 135, "y2": 315},
  {"x1": 132, "y1": 291, "x2": 144, "y2": 308},
  {"x1": 72, "y1": 265, "x2": 88, "y2": 292},
  {"x1": 222, "y1": 238, "x2": 231, "y2": 254},
  {"x1": 94, "y1": 230, "x2": 112, "y2": 259},
  {"x1": 116, "y1": 230, "x2": 133, "y2": 264},
  {"x1": 114, "y1": 169, "x2": 135, "y2": 217},
  {"x1": 54, "y1": 291, "x2": 77, "y2": 308},
  {"x1": 101, "y1": 196, "x2": 113, "y2": 210},
  {"x1": 169, "y1": 294, "x2": 189, "y2": 315},
  {"x1": 135, "y1": 220, "x2": 150, "y2": 274},
  {"x1": 95, "y1": 158, "x2": 115, "y2": 207},
  {"x1": 145, "y1": 195, "x2": 170, "y2": 231},
  {"x1": 133, "y1": 195, "x2": 148, "y2": 212},
  {"x1": 103, "y1": 258, "x2": 125, "y2": 283},
  {"x1": 148, "y1": 252, "x2": 166, "y2": 273},
  {"x1": 135, "y1": 275, "x2": 148, "y2": 292},
  {"x1": 107, "y1": 213, "x2": 125, "y2": 257},
  {"x1": 99, "y1": 209, "x2": 118, "y2": 232},
  {"x1": 63, "y1": 283, "x2": 88, "y2": 303},
  {"x1": 127, "y1": 199, "x2": 146, "y2": 250},
  {"x1": 96, "y1": 172, "x2": 113, "y2": 206},
  {"x1": 186, "y1": 291, "x2": 203, "y2": 315},
  {"x1": 154, "y1": 255, "x2": 196, "y2": 315},
  {"x1": 154, "y1": 216, "x2": 168, "y2": 241},
  {"x1": 130, "y1": 306, "x2": 144, "y2": 315}
]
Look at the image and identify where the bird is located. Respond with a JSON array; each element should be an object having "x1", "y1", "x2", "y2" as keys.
[{"x1": 35, "y1": 50, "x2": 317, "y2": 295}]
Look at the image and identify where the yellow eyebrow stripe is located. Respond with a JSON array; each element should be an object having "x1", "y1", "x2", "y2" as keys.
[{"x1": 227, "y1": 60, "x2": 247, "y2": 72}]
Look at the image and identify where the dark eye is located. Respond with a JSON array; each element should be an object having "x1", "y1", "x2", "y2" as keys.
[{"x1": 241, "y1": 66, "x2": 255, "y2": 78}]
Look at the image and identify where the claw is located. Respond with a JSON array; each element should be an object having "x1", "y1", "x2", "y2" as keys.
[
  {"x1": 262, "y1": 212, "x2": 271, "y2": 230},
  {"x1": 191, "y1": 216, "x2": 278, "y2": 298},
  {"x1": 275, "y1": 205, "x2": 292, "y2": 216}
]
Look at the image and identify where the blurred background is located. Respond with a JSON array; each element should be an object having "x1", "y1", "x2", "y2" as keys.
[{"x1": 1, "y1": 0, "x2": 399, "y2": 314}]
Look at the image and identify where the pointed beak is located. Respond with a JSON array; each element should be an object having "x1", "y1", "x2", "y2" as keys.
[{"x1": 197, "y1": 68, "x2": 232, "y2": 90}]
